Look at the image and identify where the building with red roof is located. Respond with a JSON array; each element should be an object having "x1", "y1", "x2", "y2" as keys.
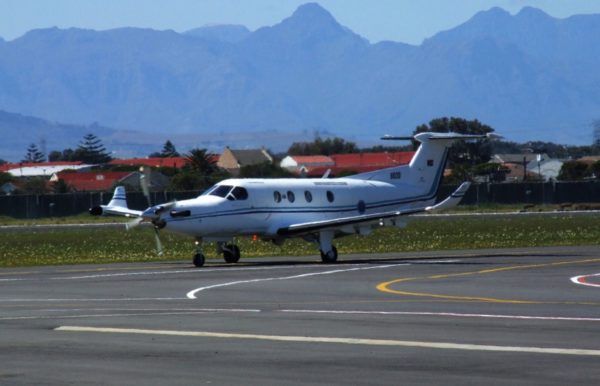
[
  {"x1": 280, "y1": 155, "x2": 335, "y2": 174},
  {"x1": 51, "y1": 169, "x2": 171, "y2": 192},
  {"x1": 51, "y1": 171, "x2": 134, "y2": 191},
  {"x1": 281, "y1": 151, "x2": 415, "y2": 177},
  {"x1": 0, "y1": 161, "x2": 90, "y2": 177},
  {"x1": 109, "y1": 157, "x2": 190, "y2": 169}
]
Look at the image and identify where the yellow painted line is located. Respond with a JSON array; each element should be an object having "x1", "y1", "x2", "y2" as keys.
[
  {"x1": 55, "y1": 326, "x2": 600, "y2": 356},
  {"x1": 377, "y1": 258, "x2": 600, "y2": 304}
]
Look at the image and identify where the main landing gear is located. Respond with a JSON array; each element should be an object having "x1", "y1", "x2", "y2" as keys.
[
  {"x1": 192, "y1": 238, "x2": 241, "y2": 267},
  {"x1": 318, "y1": 230, "x2": 338, "y2": 263},
  {"x1": 221, "y1": 243, "x2": 241, "y2": 264},
  {"x1": 320, "y1": 245, "x2": 338, "y2": 263}
]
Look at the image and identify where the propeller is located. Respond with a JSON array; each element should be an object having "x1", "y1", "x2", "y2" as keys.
[
  {"x1": 139, "y1": 166, "x2": 152, "y2": 207},
  {"x1": 126, "y1": 217, "x2": 143, "y2": 231},
  {"x1": 126, "y1": 166, "x2": 167, "y2": 255},
  {"x1": 153, "y1": 228, "x2": 164, "y2": 256}
]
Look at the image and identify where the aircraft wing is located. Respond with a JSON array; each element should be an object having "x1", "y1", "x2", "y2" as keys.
[
  {"x1": 276, "y1": 182, "x2": 470, "y2": 237},
  {"x1": 100, "y1": 205, "x2": 143, "y2": 218}
]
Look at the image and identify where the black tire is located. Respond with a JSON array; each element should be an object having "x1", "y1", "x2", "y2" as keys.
[
  {"x1": 320, "y1": 245, "x2": 338, "y2": 263},
  {"x1": 223, "y1": 244, "x2": 241, "y2": 263},
  {"x1": 193, "y1": 253, "x2": 205, "y2": 267}
]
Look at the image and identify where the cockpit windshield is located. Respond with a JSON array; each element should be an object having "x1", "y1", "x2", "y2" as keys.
[
  {"x1": 207, "y1": 185, "x2": 233, "y2": 198},
  {"x1": 201, "y1": 185, "x2": 249, "y2": 201}
]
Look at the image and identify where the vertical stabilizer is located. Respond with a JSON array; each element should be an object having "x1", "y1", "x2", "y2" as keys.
[
  {"x1": 348, "y1": 132, "x2": 487, "y2": 198},
  {"x1": 107, "y1": 186, "x2": 128, "y2": 208}
]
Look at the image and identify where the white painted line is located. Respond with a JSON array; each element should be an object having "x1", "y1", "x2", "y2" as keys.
[
  {"x1": 280, "y1": 309, "x2": 600, "y2": 322},
  {"x1": 571, "y1": 273, "x2": 600, "y2": 288},
  {"x1": 0, "y1": 308, "x2": 260, "y2": 321},
  {"x1": 51, "y1": 264, "x2": 327, "y2": 280},
  {"x1": 186, "y1": 264, "x2": 402, "y2": 299},
  {"x1": 0, "y1": 297, "x2": 185, "y2": 303},
  {"x1": 55, "y1": 326, "x2": 600, "y2": 357}
]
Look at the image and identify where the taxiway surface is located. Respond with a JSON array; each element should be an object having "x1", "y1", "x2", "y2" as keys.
[{"x1": 1, "y1": 246, "x2": 600, "y2": 385}]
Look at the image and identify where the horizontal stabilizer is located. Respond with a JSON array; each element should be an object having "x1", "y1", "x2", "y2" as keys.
[
  {"x1": 425, "y1": 182, "x2": 471, "y2": 213},
  {"x1": 382, "y1": 132, "x2": 498, "y2": 143},
  {"x1": 90, "y1": 186, "x2": 143, "y2": 218}
]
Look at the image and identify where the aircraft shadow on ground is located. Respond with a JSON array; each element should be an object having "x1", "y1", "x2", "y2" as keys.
[{"x1": 156, "y1": 251, "x2": 582, "y2": 269}]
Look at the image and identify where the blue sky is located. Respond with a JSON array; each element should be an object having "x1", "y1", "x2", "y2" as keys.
[{"x1": 2, "y1": 0, "x2": 600, "y2": 44}]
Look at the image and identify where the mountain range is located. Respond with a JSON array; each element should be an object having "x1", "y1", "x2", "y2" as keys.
[{"x1": 1, "y1": 2, "x2": 599, "y2": 161}]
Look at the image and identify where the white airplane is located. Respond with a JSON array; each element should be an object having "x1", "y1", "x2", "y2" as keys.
[{"x1": 90, "y1": 132, "x2": 489, "y2": 267}]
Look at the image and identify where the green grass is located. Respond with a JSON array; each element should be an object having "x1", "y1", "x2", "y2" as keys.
[
  {"x1": 0, "y1": 213, "x2": 128, "y2": 226},
  {"x1": 1, "y1": 214, "x2": 600, "y2": 267}
]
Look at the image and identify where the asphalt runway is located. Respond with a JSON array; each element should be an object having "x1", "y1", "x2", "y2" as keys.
[{"x1": 1, "y1": 246, "x2": 600, "y2": 385}]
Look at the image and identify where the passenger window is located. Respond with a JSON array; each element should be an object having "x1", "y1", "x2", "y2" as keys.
[
  {"x1": 231, "y1": 187, "x2": 248, "y2": 200},
  {"x1": 326, "y1": 191, "x2": 334, "y2": 203},
  {"x1": 304, "y1": 191, "x2": 312, "y2": 202},
  {"x1": 287, "y1": 191, "x2": 295, "y2": 203},
  {"x1": 274, "y1": 191, "x2": 281, "y2": 203}
]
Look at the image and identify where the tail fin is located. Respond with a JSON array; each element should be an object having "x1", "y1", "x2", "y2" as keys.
[
  {"x1": 348, "y1": 132, "x2": 487, "y2": 197},
  {"x1": 107, "y1": 186, "x2": 128, "y2": 208}
]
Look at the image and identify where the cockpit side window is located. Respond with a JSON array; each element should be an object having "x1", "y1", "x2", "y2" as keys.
[
  {"x1": 230, "y1": 186, "x2": 248, "y2": 200},
  {"x1": 209, "y1": 185, "x2": 233, "y2": 198}
]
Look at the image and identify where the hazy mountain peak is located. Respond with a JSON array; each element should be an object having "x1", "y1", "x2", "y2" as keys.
[
  {"x1": 184, "y1": 24, "x2": 251, "y2": 43},
  {"x1": 281, "y1": 2, "x2": 344, "y2": 35},
  {"x1": 292, "y1": 2, "x2": 335, "y2": 21},
  {"x1": 474, "y1": 6, "x2": 511, "y2": 20},
  {"x1": 517, "y1": 6, "x2": 551, "y2": 19}
]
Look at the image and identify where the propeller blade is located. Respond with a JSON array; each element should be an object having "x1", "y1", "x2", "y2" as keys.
[
  {"x1": 153, "y1": 227, "x2": 164, "y2": 256},
  {"x1": 139, "y1": 166, "x2": 152, "y2": 207},
  {"x1": 125, "y1": 217, "x2": 143, "y2": 231}
]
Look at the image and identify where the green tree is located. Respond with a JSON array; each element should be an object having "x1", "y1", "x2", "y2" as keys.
[
  {"x1": 590, "y1": 161, "x2": 600, "y2": 179},
  {"x1": 21, "y1": 177, "x2": 49, "y2": 194},
  {"x1": 160, "y1": 140, "x2": 179, "y2": 157},
  {"x1": 76, "y1": 134, "x2": 112, "y2": 164},
  {"x1": 288, "y1": 136, "x2": 358, "y2": 156},
  {"x1": 48, "y1": 150, "x2": 63, "y2": 162},
  {"x1": 557, "y1": 161, "x2": 591, "y2": 181},
  {"x1": 185, "y1": 148, "x2": 217, "y2": 175},
  {"x1": 52, "y1": 179, "x2": 72, "y2": 193},
  {"x1": 150, "y1": 140, "x2": 180, "y2": 158},
  {"x1": 0, "y1": 171, "x2": 13, "y2": 186},
  {"x1": 22, "y1": 143, "x2": 45, "y2": 163},
  {"x1": 169, "y1": 171, "x2": 204, "y2": 191},
  {"x1": 238, "y1": 162, "x2": 294, "y2": 178}
]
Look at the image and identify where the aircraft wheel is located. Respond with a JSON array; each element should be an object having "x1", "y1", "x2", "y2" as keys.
[
  {"x1": 193, "y1": 253, "x2": 205, "y2": 267},
  {"x1": 320, "y1": 246, "x2": 338, "y2": 263},
  {"x1": 223, "y1": 244, "x2": 240, "y2": 264}
]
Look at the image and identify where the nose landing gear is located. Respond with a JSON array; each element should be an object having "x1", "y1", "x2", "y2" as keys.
[{"x1": 193, "y1": 237, "x2": 205, "y2": 267}]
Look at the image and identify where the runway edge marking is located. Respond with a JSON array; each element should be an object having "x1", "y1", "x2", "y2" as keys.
[{"x1": 55, "y1": 326, "x2": 600, "y2": 357}]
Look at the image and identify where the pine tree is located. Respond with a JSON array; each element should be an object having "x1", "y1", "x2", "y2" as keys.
[
  {"x1": 22, "y1": 143, "x2": 45, "y2": 163},
  {"x1": 77, "y1": 134, "x2": 112, "y2": 164},
  {"x1": 160, "y1": 140, "x2": 179, "y2": 157}
]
